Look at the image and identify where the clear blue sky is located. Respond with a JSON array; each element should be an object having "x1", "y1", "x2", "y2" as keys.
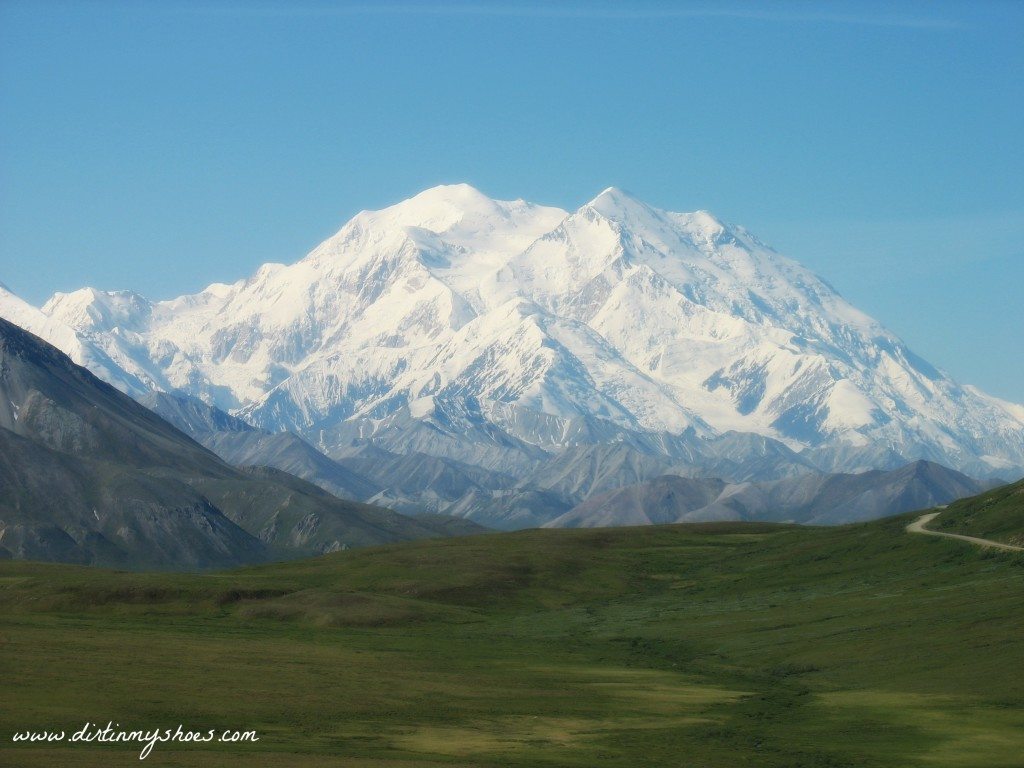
[{"x1": 1, "y1": 1, "x2": 1021, "y2": 401}]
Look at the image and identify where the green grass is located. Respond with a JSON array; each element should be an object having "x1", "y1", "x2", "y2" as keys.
[
  {"x1": 2, "y1": 516, "x2": 1024, "y2": 767},
  {"x1": 934, "y1": 477, "x2": 1024, "y2": 546}
]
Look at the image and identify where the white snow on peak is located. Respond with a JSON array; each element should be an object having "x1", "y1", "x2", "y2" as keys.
[
  {"x1": 0, "y1": 282, "x2": 48, "y2": 330},
  {"x1": 585, "y1": 188, "x2": 725, "y2": 242},
  {"x1": 44, "y1": 287, "x2": 152, "y2": 332},
  {"x1": 3, "y1": 184, "x2": 1022, "y2": 476},
  {"x1": 0, "y1": 283, "x2": 149, "y2": 396},
  {"x1": 585, "y1": 185, "x2": 645, "y2": 213},
  {"x1": 320, "y1": 183, "x2": 566, "y2": 256},
  {"x1": 583, "y1": 186, "x2": 674, "y2": 235}
]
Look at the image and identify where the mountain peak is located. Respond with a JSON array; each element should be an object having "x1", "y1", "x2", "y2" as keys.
[
  {"x1": 43, "y1": 287, "x2": 152, "y2": 333},
  {"x1": 584, "y1": 186, "x2": 649, "y2": 215},
  {"x1": 582, "y1": 188, "x2": 727, "y2": 235},
  {"x1": 322, "y1": 184, "x2": 568, "y2": 264},
  {"x1": 404, "y1": 182, "x2": 499, "y2": 211},
  {"x1": 349, "y1": 183, "x2": 515, "y2": 240}
]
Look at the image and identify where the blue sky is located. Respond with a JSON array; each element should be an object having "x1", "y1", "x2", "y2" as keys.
[{"x1": 0, "y1": 0, "x2": 1021, "y2": 401}]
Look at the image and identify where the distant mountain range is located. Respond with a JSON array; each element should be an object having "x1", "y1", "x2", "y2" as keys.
[
  {"x1": 142, "y1": 387, "x2": 994, "y2": 532},
  {"x1": 1, "y1": 184, "x2": 1022, "y2": 550},
  {"x1": 549, "y1": 460, "x2": 988, "y2": 529},
  {"x1": 0, "y1": 318, "x2": 481, "y2": 569}
]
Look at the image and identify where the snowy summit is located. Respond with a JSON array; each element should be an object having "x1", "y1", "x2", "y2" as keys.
[{"x1": 3, "y1": 184, "x2": 1023, "y2": 478}]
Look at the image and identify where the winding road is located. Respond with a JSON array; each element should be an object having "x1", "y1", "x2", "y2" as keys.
[{"x1": 906, "y1": 511, "x2": 1024, "y2": 552}]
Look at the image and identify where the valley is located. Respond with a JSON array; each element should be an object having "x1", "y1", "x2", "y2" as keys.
[{"x1": 3, "y1": 508, "x2": 1023, "y2": 767}]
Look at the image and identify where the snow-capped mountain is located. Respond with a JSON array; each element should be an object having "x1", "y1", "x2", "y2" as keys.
[
  {"x1": 0, "y1": 282, "x2": 148, "y2": 396},
  {"x1": 5, "y1": 184, "x2": 1024, "y2": 479}
]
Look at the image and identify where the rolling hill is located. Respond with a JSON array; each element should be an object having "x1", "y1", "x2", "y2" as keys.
[
  {"x1": 2, "y1": 490, "x2": 1022, "y2": 767},
  {"x1": 933, "y1": 476, "x2": 1024, "y2": 546}
]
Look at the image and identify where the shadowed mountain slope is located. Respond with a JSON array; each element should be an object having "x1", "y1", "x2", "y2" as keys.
[
  {"x1": 0, "y1": 318, "x2": 473, "y2": 568},
  {"x1": 140, "y1": 391, "x2": 380, "y2": 501}
]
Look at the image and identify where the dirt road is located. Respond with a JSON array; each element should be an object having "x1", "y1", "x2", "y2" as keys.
[{"x1": 906, "y1": 511, "x2": 1024, "y2": 552}]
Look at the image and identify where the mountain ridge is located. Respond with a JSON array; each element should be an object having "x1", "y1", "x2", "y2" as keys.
[
  {"x1": 549, "y1": 460, "x2": 987, "y2": 529},
  {"x1": 3, "y1": 184, "x2": 1022, "y2": 481}
]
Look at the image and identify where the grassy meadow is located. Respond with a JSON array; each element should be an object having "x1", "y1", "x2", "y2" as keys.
[{"x1": 2, "y1": 513, "x2": 1023, "y2": 767}]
